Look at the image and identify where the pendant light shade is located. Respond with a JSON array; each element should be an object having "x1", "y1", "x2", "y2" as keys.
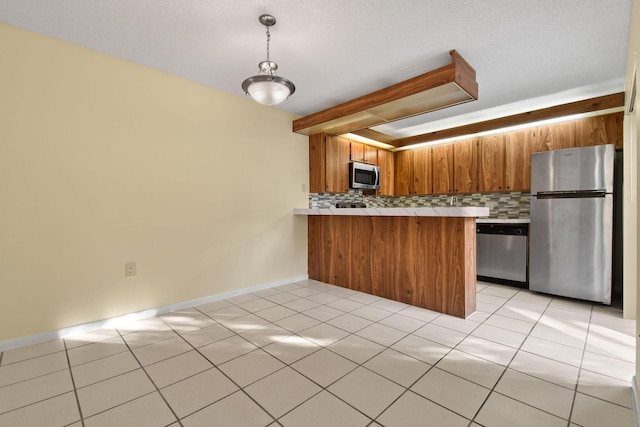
[{"x1": 242, "y1": 15, "x2": 295, "y2": 105}]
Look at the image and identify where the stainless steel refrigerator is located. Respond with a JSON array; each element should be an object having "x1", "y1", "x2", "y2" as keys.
[{"x1": 529, "y1": 144, "x2": 615, "y2": 304}]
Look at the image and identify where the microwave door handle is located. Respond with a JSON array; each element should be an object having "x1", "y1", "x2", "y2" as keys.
[{"x1": 375, "y1": 167, "x2": 380, "y2": 187}]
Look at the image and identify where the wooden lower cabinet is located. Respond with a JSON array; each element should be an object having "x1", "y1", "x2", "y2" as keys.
[{"x1": 308, "y1": 215, "x2": 476, "y2": 318}]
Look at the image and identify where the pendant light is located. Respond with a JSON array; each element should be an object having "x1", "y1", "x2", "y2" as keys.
[{"x1": 242, "y1": 14, "x2": 295, "y2": 106}]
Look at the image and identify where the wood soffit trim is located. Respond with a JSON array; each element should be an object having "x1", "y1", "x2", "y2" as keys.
[
  {"x1": 391, "y1": 92, "x2": 625, "y2": 148},
  {"x1": 292, "y1": 50, "x2": 479, "y2": 137}
]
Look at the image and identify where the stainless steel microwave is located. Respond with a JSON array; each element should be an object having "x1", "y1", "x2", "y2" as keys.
[{"x1": 349, "y1": 161, "x2": 380, "y2": 190}]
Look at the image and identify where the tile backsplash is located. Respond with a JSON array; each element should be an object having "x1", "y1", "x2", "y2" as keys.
[{"x1": 309, "y1": 190, "x2": 530, "y2": 219}]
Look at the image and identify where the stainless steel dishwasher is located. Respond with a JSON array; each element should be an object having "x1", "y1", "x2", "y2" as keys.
[{"x1": 476, "y1": 223, "x2": 529, "y2": 288}]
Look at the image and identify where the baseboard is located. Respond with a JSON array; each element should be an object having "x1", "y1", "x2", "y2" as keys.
[
  {"x1": 633, "y1": 376, "x2": 640, "y2": 427},
  {"x1": 0, "y1": 274, "x2": 309, "y2": 352}
]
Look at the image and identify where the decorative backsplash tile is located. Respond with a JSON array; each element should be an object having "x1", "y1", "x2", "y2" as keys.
[{"x1": 309, "y1": 190, "x2": 530, "y2": 219}]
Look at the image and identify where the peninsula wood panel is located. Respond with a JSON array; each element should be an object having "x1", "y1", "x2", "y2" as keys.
[
  {"x1": 453, "y1": 138, "x2": 479, "y2": 193},
  {"x1": 307, "y1": 216, "x2": 350, "y2": 284},
  {"x1": 349, "y1": 216, "x2": 374, "y2": 295},
  {"x1": 307, "y1": 215, "x2": 476, "y2": 318},
  {"x1": 418, "y1": 217, "x2": 476, "y2": 316},
  {"x1": 432, "y1": 143, "x2": 454, "y2": 194}
]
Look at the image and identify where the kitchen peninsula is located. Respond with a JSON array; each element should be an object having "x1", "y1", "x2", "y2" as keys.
[{"x1": 294, "y1": 207, "x2": 489, "y2": 318}]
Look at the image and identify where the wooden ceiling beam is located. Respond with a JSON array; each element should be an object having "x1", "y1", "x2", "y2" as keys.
[
  {"x1": 292, "y1": 50, "x2": 478, "y2": 136},
  {"x1": 392, "y1": 92, "x2": 625, "y2": 148}
]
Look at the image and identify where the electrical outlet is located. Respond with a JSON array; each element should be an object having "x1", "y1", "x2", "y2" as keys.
[{"x1": 125, "y1": 262, "x2": 136, "y2": 277}]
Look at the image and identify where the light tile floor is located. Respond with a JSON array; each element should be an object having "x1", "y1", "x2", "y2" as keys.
[{"x1": 0, "y1": 280, "x2": 636, "y2": 426}]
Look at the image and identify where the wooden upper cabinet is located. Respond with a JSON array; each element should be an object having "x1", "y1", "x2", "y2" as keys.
[
  {"x1": 478, "y1": 134, "x2": 505, "y2": 192},
  {"x1": 576, "y1": 112, "x2": 623, "y2": 149},
  {"x1": 394, "y1": 150, "x2": 413, "y2": 196},
  {"x1": 364, "y1": 145, "x2": 378, "y2": 165},
  {"x1": 309, "y1": 112, "x2": 622, "y2": 197},
  {"x1": 432, "y1": 143, "x2": 454, "y2": 194},
  {"x1": 377, "y1": 149, "x2": 395, "y2": 196},
  {"x1": 504, "y1": 131, "x2": 531, "y2": 192},
  {"x1": 325, "y1": 135, "x2": 351, "y2": 193},
  {"x1": 350, "y1": 141, "x2": 378, "y2": 164},
  {"x1": 412, "y1": 147, "x2": 433, "y2": 195},
  {"x1": 394, "y1": 148, "x2": 432, "y2": 195},
  {"x1": 550, "y1": 121, "x2": 577, "y2": 150},
  {"x1": 350, "y1": 141, "x2": 365, "y2": 163},
  {"x1": 309, "y1": 133, "x2": 326, "y2": 193},
  {"x1": 529, "y1": 125, "x2": 554, "y2": 153},
  {"x1": 453, "y1": 138, "x2": 478, "y2": 193}
]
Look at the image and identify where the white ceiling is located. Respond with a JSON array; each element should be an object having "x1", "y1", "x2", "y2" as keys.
[{"x1": 0, "y1": 0, "x2": 632, "y2": 138}]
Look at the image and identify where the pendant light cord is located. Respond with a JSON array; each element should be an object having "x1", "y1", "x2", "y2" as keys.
[{"x1": 265, "y1": 27, "x2": 271, "y2": 65}]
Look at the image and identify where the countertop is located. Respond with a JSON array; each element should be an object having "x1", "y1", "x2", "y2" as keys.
[{"x1": 294, "y1": 207, "x2": 490, "y2": 217}]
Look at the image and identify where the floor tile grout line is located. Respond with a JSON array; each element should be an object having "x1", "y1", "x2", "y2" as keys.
[
  {"x1": 472, "y1": 289, "x2": 617, "y2": 424},
  {"x1": 113, "y1": 328, "x2": 183, "y2": 427},
  {"x1": 4, "y1": 280, "x2": 628, "y2": 426},
  {"x1": 62, "y1": 337, "x2": 86, "y2": 427},
  {"x1": 189, "y1": 282, "x2": 421, "y2": 423},
  {"x1": 366, "y1": 306, "x2": 496, "y2": 424},
  {"x1": 466, "y1": 286, "x2": 557, "y2": 424},
  {"x1": 276, "y1": 283, "x2": 629, "y2": 424},
  {"x1": 0, "y1": 362, "x2": 72, "y2": 390},
  {"x1": 0, "y1": 348, "x2": 68, "y2": 369},
  {"x1": 154, "y1": 311, "x2": 282, "y2": 425},
  {"x1": 567, "y1": 303, "x2": 595, "y2": 426},
  {"x1": 0, "y1": 383, "x2": 82, "y2": 418}
]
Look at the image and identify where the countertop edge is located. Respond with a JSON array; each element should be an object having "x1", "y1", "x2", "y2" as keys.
[{"x1": 294, "y1": 207, "x2": 491, "y2": 217}]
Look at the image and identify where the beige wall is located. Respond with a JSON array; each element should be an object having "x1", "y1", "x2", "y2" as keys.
[{"x1": 0, "y1": 23, "x2": 309, "y2": 342}]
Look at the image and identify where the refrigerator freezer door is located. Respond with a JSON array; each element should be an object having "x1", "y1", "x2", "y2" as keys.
[
  {"x1": 529, "y1": 195, "x2": 613, "y2": 304},
  {"x1": 531, "y1": 145, "x2": 615, "y2": 194}
]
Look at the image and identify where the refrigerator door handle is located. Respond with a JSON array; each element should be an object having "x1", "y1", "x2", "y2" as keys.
[{"x1": 536, "y1": 190, "x2": 607, "y2": 199}]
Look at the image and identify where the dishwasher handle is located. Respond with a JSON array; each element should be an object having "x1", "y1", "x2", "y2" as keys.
[{"x1": 476, "y1": 224, "x2": 528, "y2": 235}]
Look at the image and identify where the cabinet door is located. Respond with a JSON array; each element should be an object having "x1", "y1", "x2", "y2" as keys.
[
  {"x1": 505, "y1": 131, "x2": 531, "y2": 192},
  {"x1": 412, "y1": 147, "x2": 433, "y2": 195},
  {"x1": 350, "y1": 141, "x2": 365, "y2": 163},
  {"x1": 325, "y1": 135, "x2": 351, "y2": 193},
  {"x1": 453, "y1": 138, "x2": 478, "y2": 193},
  {"x1": 432, "y1": 143, "x2": 454, "y2": 194},
  {"x1": 529, "y1": 125, "x2": 554, "y2": 153},
  {"x1": 308, "y1": 133, "x2": 326, "y2": 193},
  {"x1": 550, "y1": 121, "x2": 576, "y2": 150},
  {"x1": 478, "y1": 134, "x2": 505, "y2": 192},
  {"x1": 394, "y1": 150, "x2": 413, "y2": 196},
  {"x1": 364, "y1": 145, "x2": 378, "y2": 165},
  {"x1": 576, "y1": 112, "x2": 623, "y2": 149},
  {"x1": 377, "y1": 149, "x2": 394, "y2": 196}
]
